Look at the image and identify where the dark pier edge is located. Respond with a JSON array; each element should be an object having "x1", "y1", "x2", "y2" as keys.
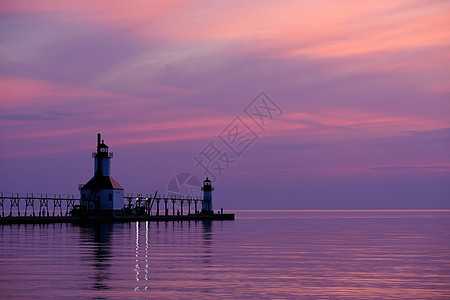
[{"x1": 0, "y1": 214, "x2": 235, "y2": 224}]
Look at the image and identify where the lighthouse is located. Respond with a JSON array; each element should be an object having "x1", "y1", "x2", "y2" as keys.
[
  {"x1": 80, "y1": 133, "x2": 124, "y2": 215},
  {"x1": 201, "y1": 177, "x2": 214, "y2": 214}
]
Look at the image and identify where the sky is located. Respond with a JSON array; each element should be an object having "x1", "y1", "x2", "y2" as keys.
[{"x1": 0, "y1": 0, "x2": 449, "y2": 209}]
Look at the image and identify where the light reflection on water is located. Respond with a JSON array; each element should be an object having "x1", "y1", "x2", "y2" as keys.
[{"x1": 0, "y1": 210, "x2": 449, "y2": 299}]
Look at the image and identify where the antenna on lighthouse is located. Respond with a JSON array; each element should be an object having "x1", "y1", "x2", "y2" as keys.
[{"x1": 97, "y1": 133, "x2": 101, "y2": 148}]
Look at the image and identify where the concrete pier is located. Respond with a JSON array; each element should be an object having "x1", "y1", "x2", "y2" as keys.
[
  {"x1": 0, "y1": 214, "x2": 234, "y2": 224},
  {"x1": 0, "y1": 134, "x2": 234, "y2": 224},
  {"x1": 0, "y1": 193, "x2": 234, "y2": 224}
]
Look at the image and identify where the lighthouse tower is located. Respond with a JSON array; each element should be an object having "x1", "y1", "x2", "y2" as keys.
[
  {"x1": 201, "y1": 177, "x2": 214, "y2": 214},
  {"x1": 80, "y1": 133, "x2": 124, "y2": 215}
]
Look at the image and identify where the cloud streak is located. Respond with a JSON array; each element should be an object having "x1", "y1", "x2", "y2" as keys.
[
  {"x1": 369, "y1": 166, "x2": 449, "y2": 171},
  {"x1": 0, "y1": 0, "x2": 449, "y2": 207}
]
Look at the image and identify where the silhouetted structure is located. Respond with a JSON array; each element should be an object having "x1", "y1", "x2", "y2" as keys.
[
  {"x1": 201, "y1": 178, "x2": 214, "y2": 214},
  {"x1": 80, "y1": 133, "x2": 124, "y2": 216},
  {"x1": 0, "y1": 133, "x2": 234, "y2": 223}
]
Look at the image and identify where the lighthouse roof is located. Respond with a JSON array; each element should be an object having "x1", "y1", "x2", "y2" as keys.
[{"x1": 81, "y1": 176, "x2": 123, "y2": 190}]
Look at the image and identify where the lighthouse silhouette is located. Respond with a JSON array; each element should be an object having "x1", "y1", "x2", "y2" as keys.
[
  {"x1": 80, "y1": 133, "x2": 124, "y2": 216},
  {"x1": 201, "y1": 177, "x2": 214, "y2": 214}
]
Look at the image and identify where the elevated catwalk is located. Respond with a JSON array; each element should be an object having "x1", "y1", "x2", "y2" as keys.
[
  {"x1": 0, "y1": 193, "x2": 234, "y2": 224},
  {"x1": 0, "y1": 134, "x2": 234, "y2": 224}
]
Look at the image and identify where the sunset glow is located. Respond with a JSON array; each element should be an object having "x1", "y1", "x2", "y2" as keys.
[{"x1": 0, "y1": 0, "x2": 449, "y2": 209}]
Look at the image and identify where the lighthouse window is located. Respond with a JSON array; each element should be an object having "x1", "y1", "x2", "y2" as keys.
[{"x1": 109, "y1": 193, "x2": 112, "y2": 201}]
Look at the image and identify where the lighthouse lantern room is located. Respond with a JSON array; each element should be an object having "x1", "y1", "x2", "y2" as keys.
[
  {"x1": 201, "y1": 177, "x2": 214, "y2": 214},
  {"x1": 80, "y1": 133, "x2": 124, "y2": 215}
]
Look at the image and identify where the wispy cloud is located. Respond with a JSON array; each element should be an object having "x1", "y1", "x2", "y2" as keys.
[
  {"x1": 365, "y1": 128, "x2": 450, "y2": 147},
  {"x1": 281, "y1": 110, "x2": 448, "y2": 140},
  {"x1": 369, "y1": 166, "x2": 449, "y2": 171},
  {"x1": 0, "y1": 0, "x2": 449, "y2": 207},
  {"x1": 3, "y1": 114, "x2": 58, "y2": 121}
]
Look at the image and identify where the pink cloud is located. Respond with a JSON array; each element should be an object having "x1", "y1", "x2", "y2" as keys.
[
  {"x1": 1, "y1": 0, "x2": 449, "y2": 207},
  {"x1": 5, "y1": 0, "x2": 448, "y2": 53},
  {"x1": 0, "y1": 77, "x2": 133, "y2": 109},
  {"x1": 0, "y1": 0, "x2": 197, "y2": 22},
  {"x1": 225, "y1": 1, "x2": 450, "y2": 58},
  {"x1": 276, "y1": 109, "x2": 448, "y2": 140},
  {"x1": 0, "y1": 76, "x2": 235, "y2": 158}
]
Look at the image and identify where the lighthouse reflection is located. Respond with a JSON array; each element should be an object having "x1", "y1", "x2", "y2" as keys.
[
  {"x1": 132, "y1": 220, "x2": 215, "y2": 294},
  {"x1": 78, "y1": 223, "x2": 115, "y2": 290},
  {"x1": 202, "y1": 220, "x2": 213, "y2": 266},
  {"x1": 134, "y1": 221, "x2": 149, "y2": 291},
  {"x1": 77, "y1": 219, "x2": 218, "y2": 294}
]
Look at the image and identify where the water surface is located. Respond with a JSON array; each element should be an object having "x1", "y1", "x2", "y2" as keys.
[{"x1": 1, "y1": 210, "x2": 449, "y2": 299}]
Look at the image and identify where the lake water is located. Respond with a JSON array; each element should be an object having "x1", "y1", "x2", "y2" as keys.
[{"x1": 1, "y1": 210, "x2": 449, "y2": 299}]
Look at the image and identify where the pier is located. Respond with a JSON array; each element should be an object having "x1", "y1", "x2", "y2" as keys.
[
  {"x1": 0, "y1": 133, "x2": 234, "y2": 224},
  {"x1": 0, "y1": 193, "x2": 234, "y2": 224}
]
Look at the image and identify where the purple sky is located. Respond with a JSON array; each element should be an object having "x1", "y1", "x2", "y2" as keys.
[{"x1": 0, "y1": 1, "x2": 449, "y2": 209}]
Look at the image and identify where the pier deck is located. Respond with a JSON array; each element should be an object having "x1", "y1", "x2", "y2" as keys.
[
  {"x1": 0, "y1": 214, "x2": 235, "y2": 224},
  {"x1": 0, "y1": 193, "x2": 234, "y2": 224}
]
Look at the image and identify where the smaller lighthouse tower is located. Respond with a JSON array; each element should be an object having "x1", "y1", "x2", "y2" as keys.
[{"x1": 201, "y1": 177, "x2": 214, "y2": 214}]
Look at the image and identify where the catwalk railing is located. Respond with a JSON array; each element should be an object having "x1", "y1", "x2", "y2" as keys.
[{"x1": 0, "y1": 193, "x2": 205, "y2": 217}]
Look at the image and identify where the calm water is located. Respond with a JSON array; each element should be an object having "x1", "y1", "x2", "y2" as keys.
[{"x1": 1, "y1": 210, "x2": 449, "y2": 299}]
